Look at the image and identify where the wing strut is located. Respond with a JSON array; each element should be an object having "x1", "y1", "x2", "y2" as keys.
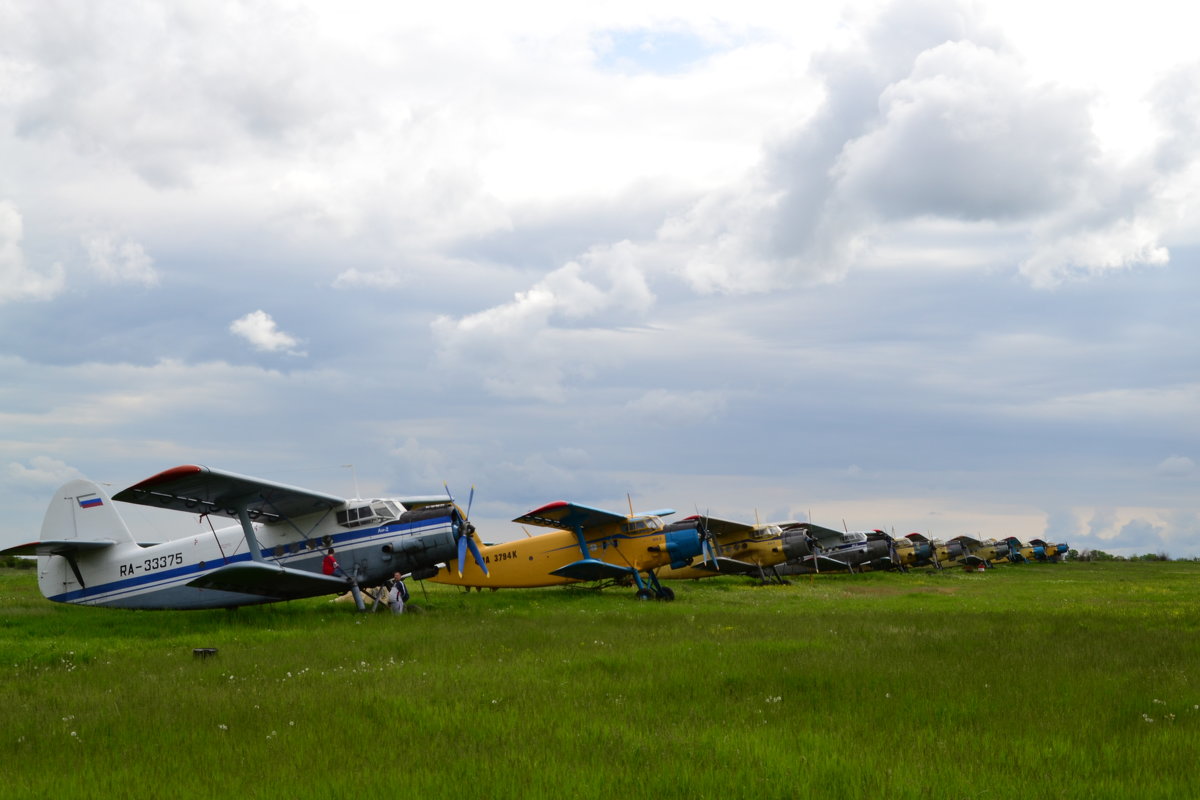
[
  {"x1": 573, "y1": 524, "x2": 589, "y2": 560},
  {"x1": 236, "y1": 507, "x2": 267, "y2": 563}
]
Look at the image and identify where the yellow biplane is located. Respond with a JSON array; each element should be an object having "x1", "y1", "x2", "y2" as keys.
[
  {"x1": 949, "y1": 536, "x2": 1008, "y2": 569},
  {"x1": 1011, "y1": 537, "x2": 1068, "y2": 563},
  {"x1": 890, "y1": 533, "x2": 939, "y2": 570},
  {"x1": 427, "y1": 500, "x2": 708, "y2": 600},
  {"x1": 653, "y1": 515, "x2": 810, "y2": 584}
]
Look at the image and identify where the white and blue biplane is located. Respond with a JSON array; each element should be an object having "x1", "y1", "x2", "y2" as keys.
[{"x1": 1, "y1": 464, "x2": 485, "y2": 610}]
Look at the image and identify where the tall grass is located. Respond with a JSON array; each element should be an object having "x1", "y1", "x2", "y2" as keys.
[{"x1": 2, "y1": 563, "x2": 1198, "y2": 798}]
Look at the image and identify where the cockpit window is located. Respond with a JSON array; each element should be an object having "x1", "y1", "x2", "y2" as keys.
[
  {"x1": 372, "y1": 501, "x2": 400, "y2": 522},
  {"x1": 623, "y1": 517, "x2": 664, "y2": 534},
  {"x1": 337, "y1": 504, "x2": 379, "y2": 528}
]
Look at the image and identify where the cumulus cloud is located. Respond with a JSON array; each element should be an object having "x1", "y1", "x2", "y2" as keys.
[
  {"x1": 1156, "y1": 455, "x2": 1196, "y2": 478},
  {"x1": 83, "y1": 233, "x2": 158, "y2": 286},
  {"x1": 5, "y1": 456, "x2": 82, "y2": 488},
  {"x1": 431, "y1": 240, "x2": 654, "y2": 400},
  {"x1": 229, "y1": 310, "x2": 306, "y2": 355},
  {"x1": 431, "y1": 0, "x2": 1200, "y2": 396},
  {"x1": 0, "y1": 200, "x2": 64, "y2": 303},
  {"x1": 662, "y1": 0, "x2": 1184, "y2": 292}
]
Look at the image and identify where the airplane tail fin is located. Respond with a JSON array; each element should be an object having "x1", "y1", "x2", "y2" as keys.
[{"x1": 41, "y1": 479, "x2": 137, "y2": 545}]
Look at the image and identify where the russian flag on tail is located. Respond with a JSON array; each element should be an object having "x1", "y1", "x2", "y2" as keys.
[{"x1": 77, "y1": 494, "x2": 103, "y2": 509}]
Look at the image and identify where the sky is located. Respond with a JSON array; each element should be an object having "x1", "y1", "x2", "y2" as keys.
[{"x1": 2, "y1": 0, "x2": 1199, "y2": 557}]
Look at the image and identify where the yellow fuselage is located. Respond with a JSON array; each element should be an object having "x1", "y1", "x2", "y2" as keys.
[
  {"x1": 429, "y1": 526, "x2": 665, "y2": 588},
  {"x1": 656, "y1": 534, "x2": 785, "y2": 579}
]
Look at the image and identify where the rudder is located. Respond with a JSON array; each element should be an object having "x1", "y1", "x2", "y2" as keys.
[{"x1": 41, "y1": 479, "x2": 137, "y2": 545}]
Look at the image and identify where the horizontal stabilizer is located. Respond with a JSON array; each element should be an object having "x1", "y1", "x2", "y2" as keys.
[
  {"x1": 187, "y1": 562, "x2": 349, "y2": 600},
  {"x1": 549, "y1": 558, "x2": 633, "y2": 582},
  {"x1": 1, "y1": 539, "x2": 117, "y2": 557}
]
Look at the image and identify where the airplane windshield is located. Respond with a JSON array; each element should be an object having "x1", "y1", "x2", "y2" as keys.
[
  {"x1": 759, "y1": 525, "x2": 782, "y2": 539},
  {"x1": 372, "y1": 501, "x2": 400, "y2": 522},
  {"x1": 337, "y1": 504, "x2": 379, "y2": 528},
  {"x1": 624, "y1": 517, "x2": 664, "y2": 534},
  {"x1": 842, "y1": 531, "x2": 867, "y2": 544}
]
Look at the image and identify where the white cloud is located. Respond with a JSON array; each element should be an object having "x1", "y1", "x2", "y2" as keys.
[
  {"x1": 1156, "y1": 455, "x2": 1196, "y2": 478},
  {"x1": 229, "y1": 310, "x2": 306, "y2": 355},
  {"x1": 0, "y1": 200, "x2": 64, "y2": 303},
  {"x1": 5, "y1": 456, "x2": 82, "y2": 488},
  {"x1": 83, "y1": 232, "x2": 158, "y2": 286},
  {"x1": 431, "y1": 240, "x2": 654, "y2": 400}
]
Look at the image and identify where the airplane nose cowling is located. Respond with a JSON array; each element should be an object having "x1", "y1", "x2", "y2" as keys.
[
  {"x1": 780, "y1": 529, "x2": 812, "y2": 562},
  {"x1": 663, "y1": 526, "x2": 703, "y2": 569}
]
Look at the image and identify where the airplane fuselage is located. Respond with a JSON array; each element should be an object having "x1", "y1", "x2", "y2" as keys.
[
  {"x1": 37, "y1": 504, "x2": 458, "y2": 609},
  {"x1": 655, "y1": 523, "x2": 808, "y2": 580},
  {"x1": 430, "y1": 518, "x2": 696, "y2": 589}
]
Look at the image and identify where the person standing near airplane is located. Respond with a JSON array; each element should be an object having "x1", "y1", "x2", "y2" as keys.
[{"x1": 388, "y1": 571, "x2": 409, "y2": 614}]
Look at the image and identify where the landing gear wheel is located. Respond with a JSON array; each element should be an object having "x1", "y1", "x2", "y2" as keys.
[
  {"x1": 635, "y1": 588, "x2": 654, "y2": 601},
  {"x1": 655, "y1": 586, "x2": 675, "y2": 602}
]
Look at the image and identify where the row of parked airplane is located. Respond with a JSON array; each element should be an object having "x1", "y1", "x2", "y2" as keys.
[{"x1": 2, "y1": 465, "x2": 1068, "y2": 610}]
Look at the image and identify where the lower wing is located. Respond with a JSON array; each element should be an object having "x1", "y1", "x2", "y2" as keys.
[
  {"x1": 549, "y1": 558, "x2": 634, "y2": 582},
  {"x1": 187, "y1": 563, "x2": 349, "y2": 600}
]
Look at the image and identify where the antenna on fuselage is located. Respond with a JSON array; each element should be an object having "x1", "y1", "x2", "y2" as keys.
[{"x1": 342, "y1": 464, "x2": 360, "y2": 499}]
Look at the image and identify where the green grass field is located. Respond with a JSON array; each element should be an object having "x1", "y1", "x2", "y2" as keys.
[{"x1": 2, "y1": 562, "x2": 1198, "y2": 799}]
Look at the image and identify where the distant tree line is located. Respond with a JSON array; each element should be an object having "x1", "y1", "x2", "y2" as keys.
[
  {"x1": 1071, "y1": 549, "x2": 1189, "y2": 562},
  {"x1": 0, "y1": 555, "x2": 36, "y2": 569}
]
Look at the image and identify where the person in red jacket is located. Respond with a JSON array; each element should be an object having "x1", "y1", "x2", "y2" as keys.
[{"x1": 322, "y1": 548, "x2": 342, "y2": 577}]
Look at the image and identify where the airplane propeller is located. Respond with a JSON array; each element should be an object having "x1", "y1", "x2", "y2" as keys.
[
  {"x1": 689, "y1": 509, "x2": 719, "y2": 571},
  {"x1": 804, "y1": 529, "x2": 821, "y2": 574},
  {"x1": 445, "y1": 483, "x2": 489, "y2": 578},
  {"x1": 697, "y1": 514, "x2": 719, "y2": 571}
]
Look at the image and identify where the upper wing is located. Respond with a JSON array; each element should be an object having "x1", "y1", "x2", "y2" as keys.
[
  {"x1": 514, "y1": 501, "x2": 630, "y2": 531},
  {"x1": 792, "y1": 522, "x2": 847, "y2": 545},
  {"x1": 689, "y1": 515, "x2": 756, "y2": 539},
  {"x1": 1, "y1": 539, "x2": 117, "y2": 557},
  {"x1": 187, "y1": 562, "x2": 349, "y2": 599},
  {"x1": 112, "y1": 465, "x2": 346, "y2": 523}
]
